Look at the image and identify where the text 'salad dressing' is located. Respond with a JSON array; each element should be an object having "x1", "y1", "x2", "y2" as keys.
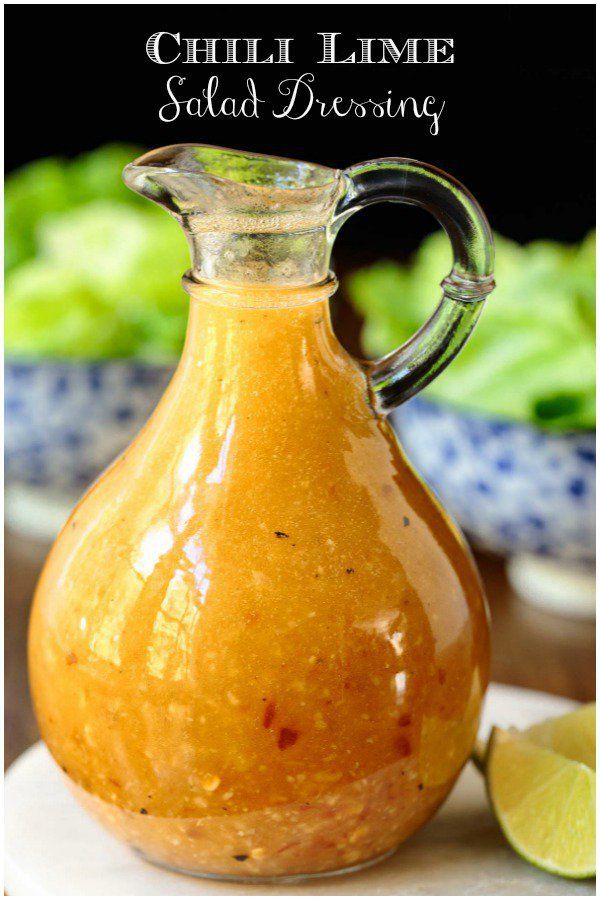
[{"x1": 29, "y1": 146, "x2": 495, "y2": 881}]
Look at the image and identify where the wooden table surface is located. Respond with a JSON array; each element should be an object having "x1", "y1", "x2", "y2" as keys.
[{"x1": 5, "y1": 527, "x2": 595, "y2": 770}]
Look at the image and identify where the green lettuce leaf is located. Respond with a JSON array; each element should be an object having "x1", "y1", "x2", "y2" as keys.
[
  {"x1": 5, "y1": 146, "x2": 190, "y2": 361},
  {"x1": 347, "y1": 231, "x2": 595, "y2": 431}
]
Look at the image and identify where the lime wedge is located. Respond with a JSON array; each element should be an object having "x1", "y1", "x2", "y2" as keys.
[
  {"x1": 487, "y1": 723, "x2": 595, "y2": 879},
  {"x1": 525, "y1": 703, "x2": 595, "y2": 770}
]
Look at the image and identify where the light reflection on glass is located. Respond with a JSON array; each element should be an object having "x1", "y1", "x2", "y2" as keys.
[
  {"x1": 133, "y1": 524, "x2": 175, "y2": 580},
  {"x1": 206, "y1": 416, "x2": 236, "y2": 485},
  {"x1": 394, "y1": 671, "x2": 407, "y2": 701},
  {"x1": 177, "y1": 434, "x2": 202, "y2": 485},
  {"x1": 388, "y1": 630, "x2": 404, "y2": 656},
  {"x1": 299, "y1": 336, "x2": 317, "y2": 393},
  {"x1": 184, "y1": 537, "x2": 211, "y2": 603},
  {"x1": 177, "y1": 484, "x2": 197, "y2": 533},
  {"x1": 146, "y1": 570, "x2": 199, "y2": 681},
  {"x1": 353, "y1": 608, "x2": 399, "y2": 636}
]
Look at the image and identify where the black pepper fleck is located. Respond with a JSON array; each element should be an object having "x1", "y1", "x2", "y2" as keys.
[
  {"x1": 274, "y1": 531, "x2": 289, "y2": 539},
  {"x1": 140, "y1": 808, "x2": 148, "y2": 815},
  {"x1": 403, "y1": 516, "x2": 410, "y2": 527},
  {"x1": 418, "y1": 783, "x2": 424, "y2": 791},
  {"x1": 346, "y1": 568, "x2": 355, "y2": 574},
  {"x1": 233, "y1": 854, "x2": 248, "y2": 862}
]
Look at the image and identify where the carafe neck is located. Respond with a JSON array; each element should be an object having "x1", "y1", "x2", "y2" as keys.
[
  {"x1": 179, "y1": 277, "x2": 345, "y2": 374},
  {"x1": 187, "y1": 229, "x2": 336, "y2": 288}
]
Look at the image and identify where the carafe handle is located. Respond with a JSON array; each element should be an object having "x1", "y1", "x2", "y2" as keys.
[{"x1": 334, "y1": 159, "x2": 495, "y2": 413}]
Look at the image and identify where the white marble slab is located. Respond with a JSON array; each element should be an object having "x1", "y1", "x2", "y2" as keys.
[{"x1": 5, "y1": 683, "x2": 594, "y2": 896}]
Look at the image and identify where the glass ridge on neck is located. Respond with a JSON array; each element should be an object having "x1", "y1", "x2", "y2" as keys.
[{"x1": 182, "y1": 271, "x2": 339, "y2": 310}]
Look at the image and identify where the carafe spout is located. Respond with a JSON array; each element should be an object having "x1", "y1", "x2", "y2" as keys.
[{"x1": 123, "y1": 144, "x2": 345, "y2": 287}]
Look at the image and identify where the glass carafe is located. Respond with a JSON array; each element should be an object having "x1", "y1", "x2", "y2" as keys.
[{"x1": 29, "y1": 145, "x2": 495, "y2": 882}]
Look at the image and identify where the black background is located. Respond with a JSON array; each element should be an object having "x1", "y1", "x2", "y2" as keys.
[{"x1": 5, "y1": 4, "x2": 596, "y2": 264}]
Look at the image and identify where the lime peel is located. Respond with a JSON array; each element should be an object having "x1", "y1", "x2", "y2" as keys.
[{"x1": 486, "y1": 719, "x2": 595, "y2": 880}]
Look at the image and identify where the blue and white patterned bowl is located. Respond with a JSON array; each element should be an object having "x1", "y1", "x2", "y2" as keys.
[
  {"x1": 392, "y1": 397, "x2": 595, "y2": 565},
  {"x1": 5, "y1": 361, "x2": 174, "y2": 494},
  {"x1": 5, "y1": 366, "x2": 596, "y2": 567}
]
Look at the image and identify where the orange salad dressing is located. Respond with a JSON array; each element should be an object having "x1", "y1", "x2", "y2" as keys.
[{"x1": 29, "y1": 281, "x2": 489, "y2": 879}]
